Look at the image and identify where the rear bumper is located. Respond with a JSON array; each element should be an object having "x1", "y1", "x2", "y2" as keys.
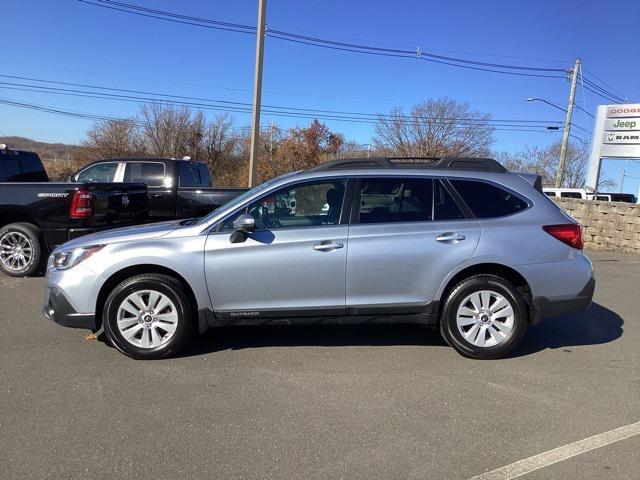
[
  {"x1": 43, "y1": 285, "x2": 97, "y2": 330},
  {"x1": 532, "y1": 276, "x2": 595, "y2": 323}
]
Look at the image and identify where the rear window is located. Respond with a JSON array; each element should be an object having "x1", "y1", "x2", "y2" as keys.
[
  {"x1": 123, "y1": 162, "x2": 165, "y2": 187},
  {"x1": 179, "y1": 161, "x2": 212, "y2": 187},
  {"x1": 450, "y1": 179, "x2": 528, "y2": 218}
]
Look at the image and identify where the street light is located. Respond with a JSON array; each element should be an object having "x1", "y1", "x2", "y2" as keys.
[
  {"x1": 526, "y1": 97, "x2": 595, "y2": 119},
  {"x1": 527, "y1": 97, "x2": 567, "y2": 115}
]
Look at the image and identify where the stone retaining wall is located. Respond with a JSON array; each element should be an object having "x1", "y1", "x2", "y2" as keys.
[{"x1": 553, "y1": 198, "x2": 640, "y2": 254}]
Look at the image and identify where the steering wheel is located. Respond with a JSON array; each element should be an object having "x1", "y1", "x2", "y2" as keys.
[{"x1": 268, "y1": 217, "x2": 282, "y2": 229}]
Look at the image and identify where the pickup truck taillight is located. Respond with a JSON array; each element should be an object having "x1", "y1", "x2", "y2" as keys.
[
  {"x1": 543, "y1": 224, "x2": 583, "y2": 250},
  {"x1": 70, "y1": 190, "x2": 93, "y2": 218}
]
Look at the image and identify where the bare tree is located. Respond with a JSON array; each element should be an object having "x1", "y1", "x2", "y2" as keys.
[
  {"x1": 201, "y1": 114, "x2": 237, "y2": 171},
  {"x1": 138, "y1": 103, "x2": 199, "y2": 157},
  {"x1": 79, "y1": 119, "x2": 141, "y2": 161},
  {"x1": 374, "y1": 98, "x2": 494, "y2": 157}
]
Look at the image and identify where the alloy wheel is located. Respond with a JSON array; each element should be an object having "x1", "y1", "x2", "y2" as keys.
[
  {"x1": 116, "y1": 290, "x2": 179, "y2": 349},
  {"x1": 456, "y1": 290, "x2": 515, "y2": 347},
  {"x1": 0, "y1": 231, "x2": 33, "y2": 272}
]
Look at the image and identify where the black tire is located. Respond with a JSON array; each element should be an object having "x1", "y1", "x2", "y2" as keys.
[
  {"x1": 439, "y1": 275, "x2": 528, "y2": 359},
  {"x1": 0, "y1": 222, "x2": 43, "y2": 277},
  {"x1": 103, "y1": 274, "x2": 195, "y2": 360}
]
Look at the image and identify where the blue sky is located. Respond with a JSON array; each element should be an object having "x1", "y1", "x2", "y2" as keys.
[{"x1": 1, "y1": 0, "x2": 639, "y2": 194}]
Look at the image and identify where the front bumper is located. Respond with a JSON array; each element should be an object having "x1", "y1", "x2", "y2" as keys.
[
  {"x1": 43, "y1": 285, "x2": 97, "y2": 330},
  {"x1": 532, "y1": 276, "x2": 595, "y2": 323}
]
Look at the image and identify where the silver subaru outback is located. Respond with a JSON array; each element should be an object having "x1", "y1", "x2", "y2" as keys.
[{"x1": 43, "y1": 157, "x2": 594, "y2": 360}]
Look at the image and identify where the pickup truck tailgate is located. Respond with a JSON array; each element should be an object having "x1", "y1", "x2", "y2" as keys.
[{"x1": 90, "y1": 183, "x2": 148, "y2": 224}]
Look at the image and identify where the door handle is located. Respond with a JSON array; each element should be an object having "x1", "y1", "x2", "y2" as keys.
[
  {"x1": 436, "y1": 232, "x2": 466, "y2": 243},
  {"x1": 313, "y1": 241, "x2": 344, "y2": 251}
]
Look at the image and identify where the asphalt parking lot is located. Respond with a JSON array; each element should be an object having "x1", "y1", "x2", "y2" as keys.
[{"x1": 1, "y1": 250, "x2": 638, "y2": 479}]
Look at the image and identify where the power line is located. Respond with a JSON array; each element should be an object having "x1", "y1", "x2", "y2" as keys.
[
  {"x1": 78, "y1": 0, "x2": 567, "y2": 79},
  {"x1": 581, "y1": 77, "x2": 626, "y2": 103},
  {"x1": 0, "y1": 74, "x2": 566, "y2": 127},
  {"x1": 0, "y1": 96, "x2": 570, "y2": 137},
  {"x1": 2, "y1": 82, "x2": 564, "y2": 128},
  {"x1": 580, "y1": 83, "x2": 624, "y2": 104},
  {"x1": 582, "y1": 67, "x2": 629, "y2": 100}
]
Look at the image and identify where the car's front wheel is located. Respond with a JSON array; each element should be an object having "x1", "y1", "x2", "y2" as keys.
[
  {"x1": 103, "y1": 274, "x2": 194, "y2": 359},
  {"x1": 440, "y1": 275, "x2": 528, "y2": 359}
]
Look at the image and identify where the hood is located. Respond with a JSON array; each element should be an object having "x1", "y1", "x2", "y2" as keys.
[{"x1": 59, "y1": 220, "x2": 184, "y2": 250}]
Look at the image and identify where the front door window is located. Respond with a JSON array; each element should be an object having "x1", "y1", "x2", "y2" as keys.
[{"x1": 223, "y1": 180, "x2": 346, "y2": 230}]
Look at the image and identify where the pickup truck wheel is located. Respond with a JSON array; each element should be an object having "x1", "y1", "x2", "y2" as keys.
[
  {"x1": 439, "y1": 275, "x2": 528, "y2": 359},
  {"x1": 103, "y1": 274, "x2": 194, "y2": 360},
  {"x1": 0, "y1": 222, "x2": 43, "y2": 277}
]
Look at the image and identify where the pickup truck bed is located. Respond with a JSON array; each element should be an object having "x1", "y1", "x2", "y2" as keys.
[{"x1": 0, "y1": 182, "x2": 148, "y2": 276}]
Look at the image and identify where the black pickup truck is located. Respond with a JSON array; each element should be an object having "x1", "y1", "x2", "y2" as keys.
[
  {"x1": 72, "y1": 157, "x2": 246, "y2": 220},
  {"x1": 1, "y1": 149, "x2": 148, "y2": 276}
]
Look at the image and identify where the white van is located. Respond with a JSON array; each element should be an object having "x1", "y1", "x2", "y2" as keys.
[{"x1": 543, "y1": 188, "x2": 611, "y2": 201}]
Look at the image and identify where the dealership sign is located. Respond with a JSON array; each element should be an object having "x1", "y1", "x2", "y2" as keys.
[
  {"x1": 597, "y1": 103, "x2": 640, "y2": 157},
  {"x1": 586, "y1": 103, "x2": 640, "y2": 190}
]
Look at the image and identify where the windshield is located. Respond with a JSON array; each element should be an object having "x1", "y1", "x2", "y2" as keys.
[{"x1": 194, "y1": 172, "x2": 301, "y2": 226}]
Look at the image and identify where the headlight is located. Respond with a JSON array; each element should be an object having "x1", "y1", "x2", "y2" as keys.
[{"x1": 52, "y1": 245, "x2": 104, "y2": 270}]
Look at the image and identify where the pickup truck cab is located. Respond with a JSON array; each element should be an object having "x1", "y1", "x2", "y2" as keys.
[{"x1": 73, "y1": 158, "x2": 246, "y2": 220}]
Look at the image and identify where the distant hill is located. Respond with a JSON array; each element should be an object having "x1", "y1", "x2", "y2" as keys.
[{"x1": 0, "y1": 136, "x2": 81, "y2": 163}]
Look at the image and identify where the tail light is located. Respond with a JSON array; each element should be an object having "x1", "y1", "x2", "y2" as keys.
[
  {"x1": 543, "y1": 224, "x2": 583, "y2": 250},
  {"x1": 70, "y1": 190, "x2": 93, "y2": 218}
]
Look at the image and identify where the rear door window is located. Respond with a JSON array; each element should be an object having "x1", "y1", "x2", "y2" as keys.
[
  {"x1": 18, "y1": 152, "x2": 47, "y2": 181},
  {"x1": 0, "y1": 157, "x2": 21, "y2": 181},
  {"x1": 449, "y1": 179, "x2": 528, "y2": 218},
  {"x1": 123, "y1": 162, "x2": 165, "y2": 187},
  {"x1": 358, "y1": 178, "x2": 433, "y2": 224}
]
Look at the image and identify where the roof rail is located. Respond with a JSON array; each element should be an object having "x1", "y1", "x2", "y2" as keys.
[{"x1": 306, "y1": 156, "x2": 507, "y2": 173}]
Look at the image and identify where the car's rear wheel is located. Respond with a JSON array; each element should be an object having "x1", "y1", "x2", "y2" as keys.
[
  {"x1": 439, "y1": 275, "x2": 528, "y2": 359},
  {"x1": 103, "y1": 274, "x2": 194, "y2": 359},
  {"x1": 0, "y1": 222, "x2": 43, "y2": 277}
]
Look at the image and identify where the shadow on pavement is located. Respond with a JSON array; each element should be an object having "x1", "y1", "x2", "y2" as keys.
[
  {"x1": 100, "y1": 303, "x2": 622, "y2": 359},
  {"x1": 178, "y1": 324, "x2": 449, "y2": 358},
  {"x1": 513, "y1": 302, "x2": 623, "y2": 356}
]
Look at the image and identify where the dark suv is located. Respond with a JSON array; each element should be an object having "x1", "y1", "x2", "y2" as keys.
[{"x1": 0, "y1": 146, "x2": 48, "y2": 182}]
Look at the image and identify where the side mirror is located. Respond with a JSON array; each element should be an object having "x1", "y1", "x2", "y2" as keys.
[
  {"x1": 230, "y1": 214, "x2": 255, "y2": 243},
  {"x1": 233, "y1": 214, "x2": 255, "y2": 232}
]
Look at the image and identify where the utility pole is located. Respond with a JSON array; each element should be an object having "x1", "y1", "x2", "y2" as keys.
[
  {"x1": 555, "y1": 58, "x2": 581, "y2": 188},
  {"x1": 248, "y1": 0, "x2": 267, "y2": 188},
  {"x1": 620, "y1": 159, "x2": 628, "y2": 192}
]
